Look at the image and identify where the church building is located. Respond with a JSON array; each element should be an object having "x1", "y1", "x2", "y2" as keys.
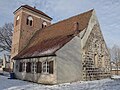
[{"x1": 11, "y1": 5, "x2": 111, "y2": 84}]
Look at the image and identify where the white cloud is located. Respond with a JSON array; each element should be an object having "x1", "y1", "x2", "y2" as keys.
[{"x1": 0, "y1": 0, "x2": 120, "y2": 48}]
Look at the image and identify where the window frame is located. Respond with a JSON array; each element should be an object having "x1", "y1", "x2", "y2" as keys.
[
  {"x1": 31, "y1": 62, "x2": 37, "y2": 73},
  {"x1": 22, "y1": 62, "x2": 26, "y2": 72},
  {"x1": 42, "y1": 60, "x2": 54, "y2": 74},
  {"x1": 18, "y1": 59, "x2": 54, "y2": 74},
  {"x1": 42, "y1": 61, "x2": 49, "y2": 74}
]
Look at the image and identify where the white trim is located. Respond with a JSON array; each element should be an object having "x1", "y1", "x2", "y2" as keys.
[
  {"x1": 16, "y1": 16, "x2": 20, "y2": 20},
  {"x1": 31, "y1": 62, "x2": 37, "y2": 73},
  {"x1": 28, "y1": 16, "x2": 33, "y2": 21},
  {"x1": 22, "y1": 62, "x2": 26, "y2": 72},
  {"x1": 42, "y1": 61, "x2": 49, "y2": 74},
  {"x1": 43, "y1": 22, "x2": 47, "y2": 25}
]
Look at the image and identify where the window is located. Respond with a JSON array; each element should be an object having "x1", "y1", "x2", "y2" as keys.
[
  {"x1": 16, "y1": 16, "x2": 20, "y2": 26},
  {"x1": 31, "y1": 62, "x2": 37, "y2": 73},
  {"x1": 26, "y1": 62, "x2": 31, "y2": 73},
  {"x1": 26, "y1": 16, "x2": 33, "y2": 26},
  {"x1": 19, "y1": 62, "x2": 25, "y2": 72},
  {"x1": 42, "y1": 61, "x2": 53, "y2": 74},
  {"x1": 19, "y1": 62, "x2": 22, "y2": 72},
  {"x1": 42, "y1": 22, "x2": 47, "y2": 28},
  {"x1": 49, "y1": 61, "x2": 53, "y2": 74},
  {"x1": 22, "y1": 62, "x2": 26, "y2": 72},
  {"x1": 94, "y1": 54, "x2": 98, "y2": 68},
  {"x1": 42, "y1": 61, "x2": 49, "y2": 73},
  {"x1": 30, "y1": 20, "x2": 32, "y2": 26},
  {"x1": 19, "y1": 60, "x2": 53, "y2": 74},
  {"x1": 36, "y1": 62, "x2": 42, "y2": 73}
]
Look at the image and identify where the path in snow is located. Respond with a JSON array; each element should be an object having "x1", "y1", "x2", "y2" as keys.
[{"x1": 0, "y1": 75, "x2": 120, "y2": 90}]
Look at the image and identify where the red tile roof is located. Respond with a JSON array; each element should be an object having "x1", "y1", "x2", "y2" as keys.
[
  {"x1": 14, "y1": 5, "x2": 52, "y2": 20},
  {"x1": 13, "y1": 9, "x2": 93, "y2": 60},
  {"x1": 14, "y1": 35, "x2": 74, "y2": 59}
]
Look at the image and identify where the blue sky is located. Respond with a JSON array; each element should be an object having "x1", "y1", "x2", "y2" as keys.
[{"x1": 0, "y1": 0, "x2": 120, "y2": 48}]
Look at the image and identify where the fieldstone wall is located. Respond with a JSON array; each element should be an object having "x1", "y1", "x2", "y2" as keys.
[{"x1": 82, "y1": 24, "x2": 111, "y2": 80}]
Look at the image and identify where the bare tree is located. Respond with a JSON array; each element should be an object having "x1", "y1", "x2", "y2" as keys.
[
  {"x1": 110, "y1": 45, "x2": 120, "y2": 75},
  {"x1": 111, "y1": 45, "x2": 120, "y2": 61},
  {"x1": 0, "y1": 23, "x2": 13, "y2": 53}
]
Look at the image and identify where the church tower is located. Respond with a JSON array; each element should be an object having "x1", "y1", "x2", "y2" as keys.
[
  {"x1": 10, "y1": 5, "x2": 52, "y2": 69},
  {"x1": 11, "y1": 5, "x2": 52, "y2": 58}
]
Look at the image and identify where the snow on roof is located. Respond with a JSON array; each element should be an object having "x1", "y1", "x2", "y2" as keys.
[{"x1": 38, "y1": 46, "x2": 60, "y2": 56}]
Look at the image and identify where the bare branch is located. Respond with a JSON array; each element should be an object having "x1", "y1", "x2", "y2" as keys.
[{"x1": 0, "y1": 23, "x2": 13, "y2": 53}]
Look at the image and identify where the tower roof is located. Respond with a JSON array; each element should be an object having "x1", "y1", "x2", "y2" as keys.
[{"x1": 14, "y1": 5, "x2": 52, "y2": 20}]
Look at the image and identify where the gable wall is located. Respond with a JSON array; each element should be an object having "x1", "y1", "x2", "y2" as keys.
[
  {"x1": 81, "y1": 10, "x2": 98, "y2": 48},
  {"x1": 55, "y1": 36, "x2": 83, "y2": 84},
  {"x1": 80, "y1": 10, "x2": 111, "y2": 80}
]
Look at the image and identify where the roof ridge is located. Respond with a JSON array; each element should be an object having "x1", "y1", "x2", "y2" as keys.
[{"x1": 40, "y1": 9, "x2": 94, "y2": 31}]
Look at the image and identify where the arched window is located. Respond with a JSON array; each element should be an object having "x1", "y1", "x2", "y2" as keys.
[
  {"x1": 42, "y1": 22, "x2": 47, "y2": 28},
  {"x1": 94, "y1": 54, "x2": 98, "y2": 68},
  {"x1": 26, "y1": 16, "x2": 33, "y2": 26},
  {"x1": 16, "y1": 16, "x2": 20, "y2": 26},
  {"x1": 101, "y1": 55, "x2": 105, "y2": 67}
]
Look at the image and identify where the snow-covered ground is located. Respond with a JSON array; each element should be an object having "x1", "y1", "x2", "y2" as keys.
[
  {"x1": 0, "y1": 75, "x2": 120, "y2": 90},
  {"x1": 111, "y1": 75, "x2": 120, "y2": 79}
]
